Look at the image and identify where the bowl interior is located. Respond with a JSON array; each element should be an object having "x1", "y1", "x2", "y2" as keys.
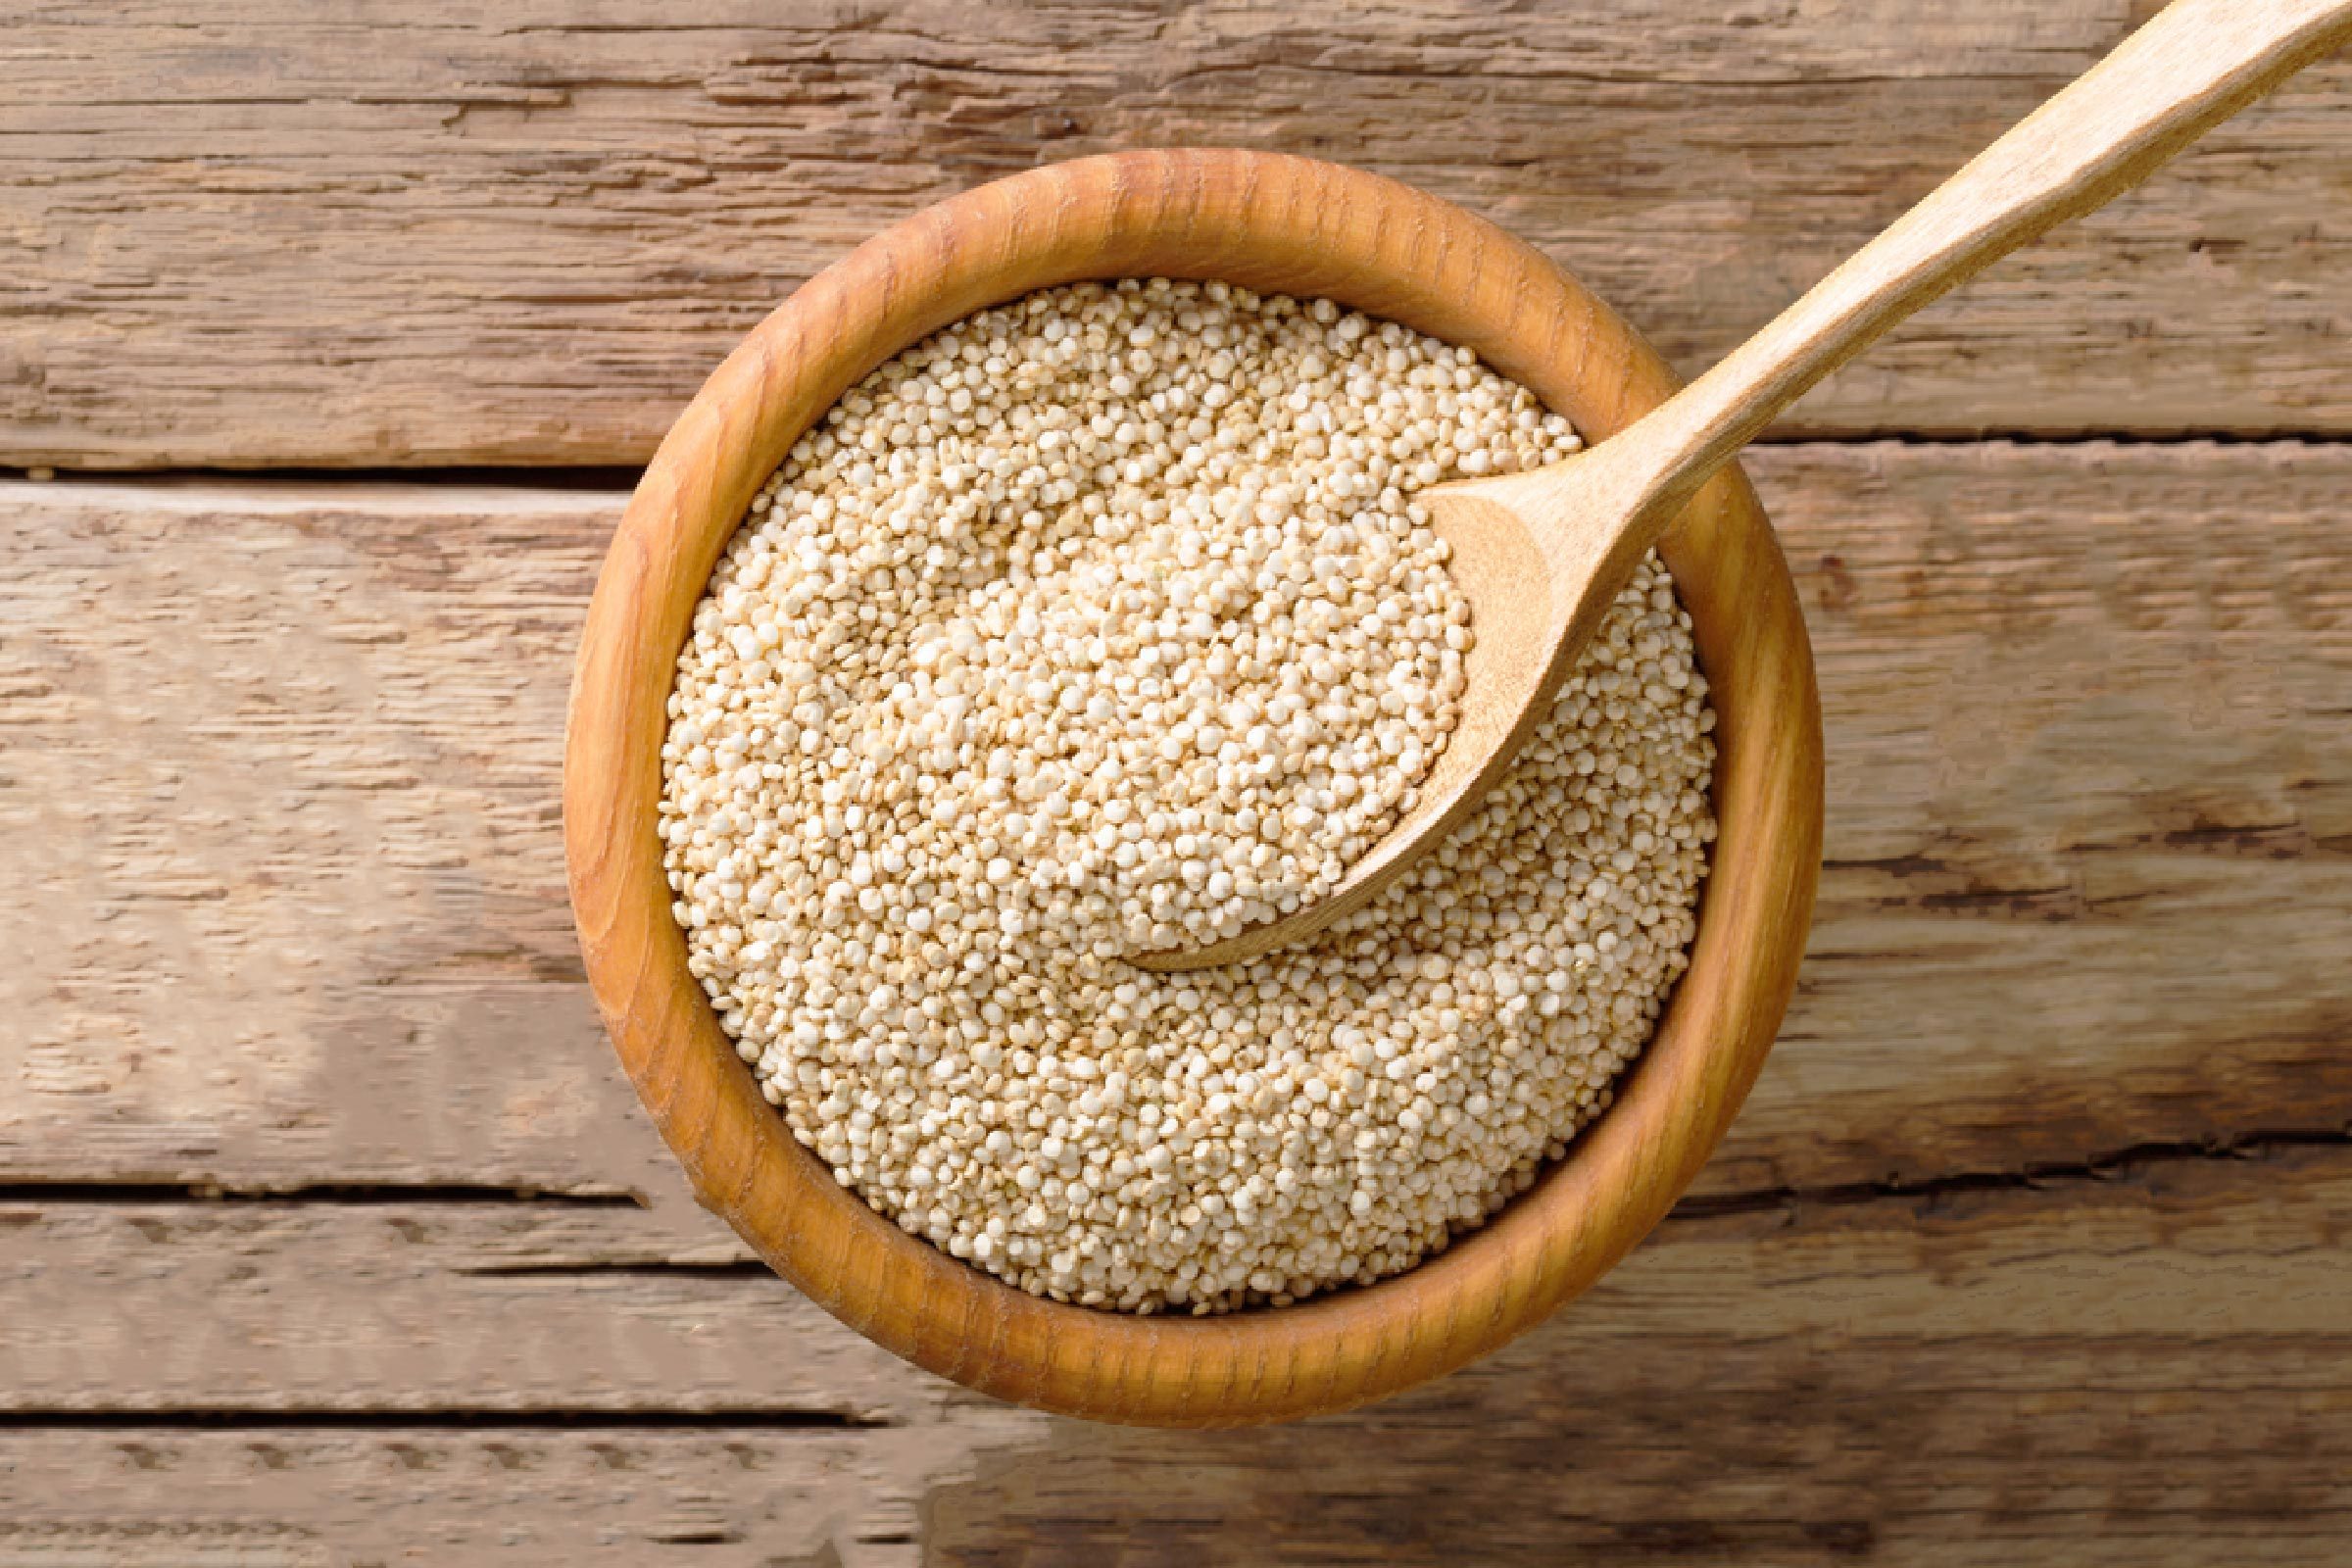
[{"x1": 564, "y1": 148, "x2": 1823, "y2": 1427}]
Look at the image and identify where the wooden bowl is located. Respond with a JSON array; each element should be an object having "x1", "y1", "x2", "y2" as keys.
[{"x1": 565, "y1": 149, "x2": 1823, "y2": 1427}]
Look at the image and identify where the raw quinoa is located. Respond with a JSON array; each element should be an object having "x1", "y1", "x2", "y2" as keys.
[{"x1": 661, "y1": 278, "x2": 1715, "y2": 1313}]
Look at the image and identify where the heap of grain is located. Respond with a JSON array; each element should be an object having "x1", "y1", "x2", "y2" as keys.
[{"x1": 661, "y1": 279, "x2": 1715, "y2": 1313}]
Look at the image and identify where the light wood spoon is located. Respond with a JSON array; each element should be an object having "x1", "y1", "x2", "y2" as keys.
[{"x1": 1147, "y1": 0, "x2": 2352, "y2": 971}]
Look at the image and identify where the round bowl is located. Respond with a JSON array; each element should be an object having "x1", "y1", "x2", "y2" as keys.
[{"x1": 565, "y1": 149, "x2": 1823, "y2": 1427}]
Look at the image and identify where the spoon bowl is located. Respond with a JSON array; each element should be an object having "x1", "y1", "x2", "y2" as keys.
[
  {"x1": 1140, "y1": 436, "x2": 1672, "y2": 972},
  {"x1": 565, "y1": 149, "x2": 1823, "y2": 1425}
]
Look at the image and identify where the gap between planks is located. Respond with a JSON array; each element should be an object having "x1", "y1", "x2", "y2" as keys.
[
  {"x1": 14, "y1": 427, "x2": 2352, "y2": 492},
  {"x1": 6, "y1": 1124, "x2": 2344, "y2": 1274},
  {"x1": 0, "y1": 1181, "x2": 644, "y2": 1207},
  {"x1": 0, "y1": 1410, "x2": 894, "y2": 1432},
  {"x1": 6, "y1": 0, "x2": 2348, "y2": 467}
]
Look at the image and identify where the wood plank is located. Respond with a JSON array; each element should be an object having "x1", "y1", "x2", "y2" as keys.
[
  {"x1": 0, "y1": 1199, "x2": 921, "y2": 1419},
  {"x1": 1720, "y1": 438, "x2": 2352, "y2": 1192},
  {"x1": 5, "y1": 1148, "x2": 2345, "y2": 1408},
  {"x1": 3, "y1": 1, "x2": 2348, "y2": 467},
  {"x1": 3, "y1": 447, "x2": 2345, "y2": 1201},
  {"x1": 0, "y1": 1427, "x2": 1025, "y2": 1568},
  {"x1": 0, "y1": 481, "x2": 661, "y2": 1195},
  {"x1": 3, "y1": 1145, "x2": 2346, "y2": 1562},
  {"x1": 929, "y1": 1145, "x2": 2352, "y2": 1566}
]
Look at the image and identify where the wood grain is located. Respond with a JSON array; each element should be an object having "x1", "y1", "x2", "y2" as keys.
[
  {"x1": 0, "y1": 481, "x2": 672, "y2": 1197},
  {"x1": 5, "y1": 430, "x2": 2346, "y2": 1532},
  {"x1": 0, "y1": 1201, "x2": 925, "y2": 1420},
  {"x1": 930, "y1": 1144, "x2": 2352, "y2": 1567},
  {"x1": 7, "y1": 442, "x2": 2347, "y2": 1200},
  {"x1": 3, "y1": 1145, "x2": 2345, "y2": 1561},
  {"x1": 1732, "y1": 438, "x2": 2352, "y2": 1192},
  {"x1": 4, "y1": 0, "x2": 2350, "y2": 469},
  {"x1": 0, "y1": 1428, "x2": 1022, "y2": 1568},
  {"x1": 8, "y1": 0, "x2": 2346, "y2": 1542},
  {"x1": 9, "y1": 1152, "x2": 2345, "y2": 1408}
]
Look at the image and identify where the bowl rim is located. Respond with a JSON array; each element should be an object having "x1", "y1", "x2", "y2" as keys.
[{"x1": 564, "y1": 147, "x2": 1823, "y2": 1428}]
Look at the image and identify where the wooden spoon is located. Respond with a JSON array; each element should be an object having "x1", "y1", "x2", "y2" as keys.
[{"x1": 1146, "y1": 0, "x2": 2352, "y2": 972}]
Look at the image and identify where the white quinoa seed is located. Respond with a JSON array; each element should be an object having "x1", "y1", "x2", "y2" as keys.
[{"x1": 661, "y1": 278, "x2": 1717, "y2": 1314}]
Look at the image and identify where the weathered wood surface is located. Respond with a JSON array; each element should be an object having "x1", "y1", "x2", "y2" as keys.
[
  {"x1": 9, "y1": 442, "x2": 2348, "y2": 1548},
  {"x1": 10, "y1": 0, "x2": 2350, "y2": 1548},
  {"x1": 8, "y1": 447, "x2": 2346, "y2": 1203},
  {"x1": 928, "y1": 1146, "x2": 2352, "y2": 1567},
  {"x1": 0, "y1": 1430, "x2": 958, "y2": 1568},
  {"x1": 0, "y1": 1420, "x2": 1044, "y2": 1568},
  {"x1": 2, "y1": 1148, "x2": 2344, "y2": 1563},
  {"x1": 0, "y1": 1199, "x2": 924, "y2": 1421},
  {"x1": 4, "y1": 0, "x2": 2350, "y2": 468}
]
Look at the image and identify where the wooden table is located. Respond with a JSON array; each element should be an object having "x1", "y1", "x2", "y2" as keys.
[{"x1": 6, "y1": 5, "x2": 2348, "y2": 1561}]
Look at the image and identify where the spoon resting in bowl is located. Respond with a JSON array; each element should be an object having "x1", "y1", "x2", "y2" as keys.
[{"x1": 1142, "y1": 0, "x2": 2352, "y2": 972}]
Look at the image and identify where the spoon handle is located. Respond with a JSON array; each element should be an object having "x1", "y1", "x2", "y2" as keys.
[{"x1": 1614, "y1": 0, "x2": 2352, "y2": 519}]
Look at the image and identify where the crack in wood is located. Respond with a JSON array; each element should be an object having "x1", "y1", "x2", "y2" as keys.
[
  {"x1": 420, "y1": 1129, "x2": 2352, "y2": 1281},
  {"x1": 12, "y1": 430, "x2": 2352, "y2": 489},
  {"x1": 1671, "y1": 1126, "x2": 2352, "y2": 1221},
  {"x1": 461, "y1": 1259, "x2": 776, "y2": 1279},
  {"x1": 0, "y1": 1181, "x2": 648, "y2": 1208},
  {"x1": 0, "y1": 1410, "x2": 898, "y2": 1433}
]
